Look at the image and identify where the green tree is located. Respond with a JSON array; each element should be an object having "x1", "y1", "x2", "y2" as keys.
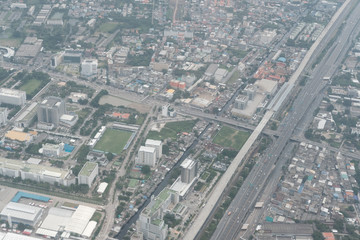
[{"x1": 141, "y1": 165, "x2": 151, "y2": 175}]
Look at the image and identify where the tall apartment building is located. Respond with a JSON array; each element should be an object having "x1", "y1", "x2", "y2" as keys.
[
  {"x1": 0, "y1": 88, "x2": 26, "y2": 106},
  {"x1": 37, "y1": 96, "x2": 65, "y2": 127},
  {"x1": 137, "y1": 188, "x2": 179, "y2": 240},
  {"x1": 180, "y1": 158, "x2": 197, "y2": 184},
  {"x1": 81, "y1": 59, "x2": 98, "y2": 77},
  {"x1": 0, "y1": 107, "x2": 8, "y2": 126},
  {"x1": 145, "y1": 139, "x2": 162, "y2": 159},
  {"x1": 78, "y1": 162, "x2": 98, "y2": 187},
  {"x1": 136, "y1": 146, "x2": 157, "y2": 167}
]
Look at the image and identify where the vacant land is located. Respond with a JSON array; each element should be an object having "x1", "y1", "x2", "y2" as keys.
[
  {"x1": 213, "y1": 126, "x2": 250, "y2": 150},
  {"x1": 94, "y1": 128, "x2": 133, "y2": 155},
  {"x1": 147, "y1": 119, "x2": 197, "y2": 140}
]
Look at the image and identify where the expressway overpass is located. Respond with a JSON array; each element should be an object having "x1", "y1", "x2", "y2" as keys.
[
  {"x1": 184, "y1": 0, "x2": 359, "y2": 238},
  {"x1": 210, "y1": 0, "x2": 360, "y2": 239}
]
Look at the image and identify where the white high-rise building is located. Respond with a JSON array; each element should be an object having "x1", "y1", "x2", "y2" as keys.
[
  {"x1": 0, "y1": 88, "x2": 26, "y2": 106},
  {"x1": 136, "y1": 146, "x2": 157, "y2": 167},
  {"x1": 0, "y1": 107, "x2": 8, "y2": 126},
  {"x1": 81, "y1": 59, "x2": 98, "y2": 77},
  {"x1": 145, "y1": 139, "x2": 162, "y2": 159},
  {"x1": 180, "y1": 158, "x2": 197, "y2": 184},
  {"x1": 162, "y1": 104, "x2": 169, "y2": 117}
]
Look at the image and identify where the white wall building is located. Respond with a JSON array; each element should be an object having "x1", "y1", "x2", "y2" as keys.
[
  {"x1": 0, "y1": 88, "x2": 26, "y2": 106},
  {"x1": 0, "y1": 202, "x2": 43, "y2": 227},
  {"x1": 42, "y1": 143, "x2": 61, "y2": 157},
  {"x1": 81, "y1": 59, "x2": 98, "y2": 77},
  {"x1": 0, "y1": 157, "x2": 74, "y2": 186},
  {"x1": 137, "y1": 188, "x2": 179, "y2": 240},
  {"x1": 145, "y1": 139, "x2": 162, "y2": 159},
  {"x1": 78, "y1": 162, "x2": 98, "y2": 187},
  {"x1": 0, "y1": 107, "x2": 8, "y2": 126},
  {"x1": 162, "y1": 104, "x2": 169, "y2": 117},
  {"x1": 181, "y1": 158, "x2": 197, "y2": 184},
  {"x1": 136, "y1": 146, "x2": 157, "y2": 167}
]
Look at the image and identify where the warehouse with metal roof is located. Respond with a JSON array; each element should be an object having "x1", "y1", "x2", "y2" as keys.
[{"x1": 0, "y1": 202, "x2": 43, "y2": 226}]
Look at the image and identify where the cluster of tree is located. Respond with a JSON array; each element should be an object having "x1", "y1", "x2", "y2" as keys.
[
  {"x1": 163, "y1": 213, "x2": 182, "y2": 228},
  {"x1": 90, "y1": 90, "x2": 108, "y2": 107},
  {"x1": 127, "y1": 49, "x2": 154, "y2": 66}
]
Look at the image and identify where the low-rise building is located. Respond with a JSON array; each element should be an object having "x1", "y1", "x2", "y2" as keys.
[
  {"x1": 0, "y1": 88, "x2": 26, "y2": 106},
  {"x1": 0, "y1": 202, "x2": 43, "y2": 227},
  {"x1": 0, "y1": 157, "x2": 74, "y2": 186}
]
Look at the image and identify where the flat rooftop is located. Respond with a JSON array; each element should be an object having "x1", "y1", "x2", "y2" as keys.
[
  {"x1": 0, "y1": 157, "x2": 69, "y2": 179},
  {"x1": 79, "y1": 162, "x2": 98, "y2": 177}
]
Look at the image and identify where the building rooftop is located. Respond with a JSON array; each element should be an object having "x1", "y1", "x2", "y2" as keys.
[
  {"x1": 0, "y1": 202, "x2": 42, "y2": 222},
  {"x1": 78, "y1": 162, "x2": 98, "y2": 177},
  {"x1": 40, "y1": 97, "x2": 63, "y2": 108},
  {"x1": 145, "y1": 139, "x2": 162, "y2": 146},
  {"x1": 0, "y1": 157, "x2": 69, "y2": 179},
  {"x1": 5, "y1": 130, "x2": 33, "y2": 142},
  {"x1": 139, "y1": 146, "x2": 156, "y2": 153},
  {"x1": 144, "y1": 188, "x2": 176, "y2": 216},
  {"x1": 0, "y1": 88, "x2": 26, "y2": 96}
]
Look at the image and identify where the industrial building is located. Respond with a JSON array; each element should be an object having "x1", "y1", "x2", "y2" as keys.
[
  {"x1": 14, "y1": 102, "x2": 38, "y2": 128},
  {"x1": 137, "y1": 188, "x2": 179, "y2": 240},
  {"x1": 180, "y1": 158, "x2": 198, "y2": 184},
  {"x1": 136, "y1": 146, "x2": 157, "y2": 167},
  {"x1": 78, "y1": 162, "x2": 98, "y2": 187},
  {"x1": 36, "y1": 205, "x2": 97, "y2": 238},
  {"x1": 81, "y1": 59, "x2": 98, "y2": 77},
  {"x1": 0, "y1": 88, "x2": 26, "y2": 106},
  {"x1": 145, "y1": 139, "x2": 162, "y2": 159},
  {"x1": 0, "y1": 157, "x2": 74, "y2": 186},
  {"x1": 0, "y1": 202, "x2": 43, "y2": 226},
  {"x1": 37, "y1": 96, "x2": 66, "y2": 128}
]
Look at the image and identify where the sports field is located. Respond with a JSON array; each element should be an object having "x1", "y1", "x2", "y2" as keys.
[
  {"x1": 213, "y1": 126, "x2": 250, "y2": 150},
  {"x1": 94, "y1": 128, "x2": 133, "y2": 155}
]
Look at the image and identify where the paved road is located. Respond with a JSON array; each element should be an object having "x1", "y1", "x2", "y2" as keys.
[{"x1": 211, "y1": 0, "x2": 360, "y2": 239}]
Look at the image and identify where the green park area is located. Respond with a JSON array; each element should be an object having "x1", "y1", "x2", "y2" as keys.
[
  {"x1": 128, "y1": 179, "x2": 140, "y2": 188},
  {"x1": 19, "y1": 79, "x2": 42, "y2": 95},
  {"x1": 94, "y1": 128, "x2": 133, "y2": 155},
  {"x1": 147, "y1": 120, "x2": 197, "y2": 140},
  {"x1": 98, "y1": 22, "x2": 119, "y2": 33},
  {"x1": 15, "y1": 71, "x2": 51, "y2": 99},
  {"x1": 213, "y1": 126, "x2": 250, "y2": 150}
]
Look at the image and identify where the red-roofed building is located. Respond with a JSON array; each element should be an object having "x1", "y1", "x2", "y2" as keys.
[{"x1": 322, "y1": 232, "x2": 335, "y2": 240}]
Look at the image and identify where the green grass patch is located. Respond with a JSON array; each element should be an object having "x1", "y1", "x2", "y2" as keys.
[
  {"x1": 226, "y1": 70, "x2": 240, "y2": 85},
  {"x1": 200, "y1": 172, "x2": 210, "y2": 181},
  {"x1": 0, "y1": 38, "x2": 22, "y2": 48},
  {"x1": 90, "y1": 211, "x2": 102, "y2": 223},
  {"x1": 94, "y1": 128, "x2": 133, "y2": 155},
  {"x1": 15, "y1": 71, "x2": 51, "y2": 99},
  {"x1": 98, "y1": 22, "x2": 119, "y2": 33},
  {"x1": 128, "y1": 179, "x2": 140, "y2": 188},
  {"x1": 213, "y1": 126, "x2": 250, "y2": 150},
  {"x1": 19, "y1": 79, "x2": 42, "y2": 95},
  {"x1": 147, "y1": 120, "x2": 198, "y2": 140}
]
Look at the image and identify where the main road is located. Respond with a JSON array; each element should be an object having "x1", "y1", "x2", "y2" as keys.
[{"x1": 211, "y1": 0, "x2": 360, "y2": 239}]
